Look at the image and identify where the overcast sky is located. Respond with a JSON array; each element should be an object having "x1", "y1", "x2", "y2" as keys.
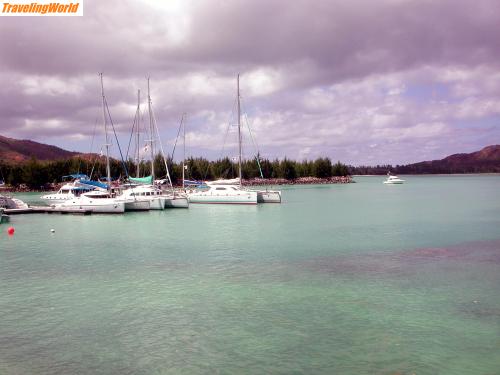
[{"x1": 1, "y1": 0, "x2": 499, "y2": 165}]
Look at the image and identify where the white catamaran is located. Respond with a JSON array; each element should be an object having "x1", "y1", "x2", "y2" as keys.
[
  {"x1": 187, "y1": 74, "x2": 280, "y2": 204},
  {"x1": 124, "y1": 79, "x2": 188, "y2": 209},
  {"x1": 55, "y1": 74, "x2": 128, "y2": 213},
  {"x1": 147, "y1": 80, "x2": 189, "y2": 208},
  {"x1": 117, "y1": 87, "x2": 162, "y2": 211},
  {"x1": 41, "y1": 174, "x2": 96, "y2": 205}
]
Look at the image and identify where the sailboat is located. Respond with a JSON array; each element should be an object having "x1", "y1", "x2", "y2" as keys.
[
  {"x1": 55, "y1": 74, "x2": 127, "y2": 213},
  {"x1": 118, "y1": 87, "x2": 162, "y2": 210},
  {"x1": 41, "y1": 174, "x2": 97, "y2": 204},
  {"x1": 146, "y1": 80, "x2": 188, "y2": 208},
  {"x1": 187, "y1": 75, "x2": 258, "y2": 205},
  {"x1": 121, "y1": 79, "x2": 188, "y2": 209},
  {"x1": 187, "y1": 75, "x2": 280, "y2": 204}
]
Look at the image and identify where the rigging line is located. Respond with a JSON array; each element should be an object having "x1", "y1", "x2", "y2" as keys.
[
  {"x1": 240, "y1": 99, "x2": 261, "y2": 156},
  {"x1": 221, "y1": 94, "x2": 239, "y2": 160},
  {"x1": 104, "y1": 96, "x2": 130, "y2": 180},
  {"x1": 243, "y1": 112, "x2": 263, "y2": 178},
  {"x1": 171, "y1": 114, "x2": 184, "y2": 161},
  {"x1": 208, "y1": 95, "x2": 238, "y2": 180},
  {"x1": 241, "y1": 99, "x2": 264, "y2": 178},
  {"x1": 150, "y1": 101, "x2": 174, "y2": 191},
  {"x1": 88, "y1": 117, "x2": 99, "y2": 179},
  {"x1": 125, "y1": 108, "x2": 139, "y2": 163}
]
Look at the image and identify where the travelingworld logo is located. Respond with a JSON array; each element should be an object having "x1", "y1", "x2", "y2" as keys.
[{"x1": 2, "y1": 0, "x2": 82, "y2": 16}]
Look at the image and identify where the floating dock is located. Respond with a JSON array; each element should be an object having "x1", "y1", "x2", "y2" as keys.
[{"x1": 5, "y1": 206, "x2": 92, "y2": 215}]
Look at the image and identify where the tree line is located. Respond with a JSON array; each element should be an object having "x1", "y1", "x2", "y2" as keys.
[
  {"x1": 349, "y1": 161, "x2": 500, "y2": 175},
  {"x1": 0, "y1": 155, "x2": 350, "y2": 189}
]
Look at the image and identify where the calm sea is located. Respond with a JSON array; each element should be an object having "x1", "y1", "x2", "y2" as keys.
[{"x1": 1, "y1": 175, "x2": 499, "y2": 374}]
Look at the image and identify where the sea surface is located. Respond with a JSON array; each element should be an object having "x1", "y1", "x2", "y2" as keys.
[{"x1": 1, "y1": 175, "x2": 499, "y2": 375}]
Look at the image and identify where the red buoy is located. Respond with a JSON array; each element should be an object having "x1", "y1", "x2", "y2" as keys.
[{"x1": 7, "y1": 227, "x2": 15, "y2": 236}]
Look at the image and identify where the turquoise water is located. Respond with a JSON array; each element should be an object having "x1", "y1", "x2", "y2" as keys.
[{"x1": 1, "y1": 175, "x2": 499, "y2": 374}]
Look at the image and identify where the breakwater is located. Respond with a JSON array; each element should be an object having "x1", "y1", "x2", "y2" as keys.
[{"x1": 242, "y1": 176, "x2": 352, "y2": 186}]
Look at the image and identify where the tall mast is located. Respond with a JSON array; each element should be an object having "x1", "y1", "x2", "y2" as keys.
[
  {"x1": 182, "y1": 113, "x2": 186, "y2": 189},
  {"x1": 100, "y1": 73, "x2": 111, "y2": 191},
  {"x1": 147, "y1": 78, "x2": 155, "y2": 182},
  {"x1": 136, "y1": 89, "x2": 141, "y2": 178},
  {"x1": 237, "y1": 74, "x2": 242, "y2": 187}
]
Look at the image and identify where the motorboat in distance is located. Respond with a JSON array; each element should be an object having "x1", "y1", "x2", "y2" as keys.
[{"x1": 383, "y1": 174, "x2": 405, "y2": 184}]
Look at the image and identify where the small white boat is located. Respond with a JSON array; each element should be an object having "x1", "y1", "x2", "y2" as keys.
[
  {"x1": 55, "y1": 190, "x2": 125, "y2": 213},
  {"x1": 383, "y1": 174, "x2": 405, "y2": 184}
]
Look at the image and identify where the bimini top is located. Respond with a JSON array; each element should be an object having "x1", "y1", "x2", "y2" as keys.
[
  {"x1": 129, "y1": 176, "x2": 153, "y2": 185},
  {"x1": 79, "y1": 179, "x2": 109, "y2": 190},
  {"x1": 184, "y1": 179, "x2": 204, "y2": 187}
]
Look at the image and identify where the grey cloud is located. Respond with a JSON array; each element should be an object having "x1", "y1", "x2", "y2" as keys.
[{"x1": 0, "y1": 0, "x2": 499, "y2": 165}]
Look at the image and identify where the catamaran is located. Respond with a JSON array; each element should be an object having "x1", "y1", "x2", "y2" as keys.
[
  {"x1": 41, "y1": 174, "x2": 97, "y2": 204},
  {"x1": 119, "y1": 183, "x2": 164, "y2": 210},
  {"x1": 122, "y1": 79, "x2": 188, "y2": 209},
  {"x1": 187, "y1": 178, "x2": 258, "y2": 204},
  {"x1": 187, "y1": 74, "x2": 279, "y2": 204},
  {"x1": 54, "y1": 74, "x2": 130, "y2": 213},
  {"x1": 145, "y1": 79, "x2": 188, "y2": 208},
  {"x1": 57, "y1": 190, "x2": 126, "y2": 213}
]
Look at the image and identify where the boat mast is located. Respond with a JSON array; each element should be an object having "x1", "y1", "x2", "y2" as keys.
[
  {"x1": 182, "y1": 113, "x2": 186, "y2": 189},
  {"x1": 147, "y1": 78, "x2": 155, "y2": 183},
  {"x1": 136, "y1": 89, "x2": 141, "y2": 178},
  {"x1": 100, "y1": 73, "x2": 111, "y2": 191},
  {"x1": 237, "y1": 74, "x2": 242, "y2": 187}
]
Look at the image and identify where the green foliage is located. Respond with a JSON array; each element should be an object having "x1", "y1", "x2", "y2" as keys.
[
  {"x1": 313, "y1": 157, "x2": 332, "y2": 178},
  {"x1": 280, "y1": 158, "x2": 297, "y2": 180},
  {"x1": 0, "y1": 155, "x2": 351, "y2": 188},
  {"x1": 332, "y1": 161, "x2": 349, "y2": 176},
  {"x1": 212, "y1": 157, "x2": 235, "y2": 179}
]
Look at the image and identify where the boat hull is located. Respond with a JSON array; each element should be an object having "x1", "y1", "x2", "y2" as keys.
[
  {"x1": 188, "y1": 192, "x2": 257, "y2": 205},
  {"x1": 149, "y1": 197, "x2": 165, "y2": 210},
  {"x1": 124, "y1": 200, "x2": 150, "y2": 211},
  {"x1": 56, "y1": 201, "x2": 125, "y2": 214},
  {"x1": 41, "y1": 196, "x2": 74, "y2": 205},
  {"x1": 164, "y1": 196, "x2": 189, "y2": 208},
  {"x1": 256, "y1": 190, "x2": 281, "y2": 203}
]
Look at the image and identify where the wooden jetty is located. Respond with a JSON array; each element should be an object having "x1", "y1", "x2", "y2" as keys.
[{"x1": 5, "y1": 206, "x2": 92, "y2": 215}]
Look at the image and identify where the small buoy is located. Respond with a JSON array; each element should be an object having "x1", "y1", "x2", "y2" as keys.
[
  {"x1": 7, "y1": 227, "x2": 15, "y2": 235},
  {"x1": 50, "y1": 229, "x2": 55, "y2": 233}
]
